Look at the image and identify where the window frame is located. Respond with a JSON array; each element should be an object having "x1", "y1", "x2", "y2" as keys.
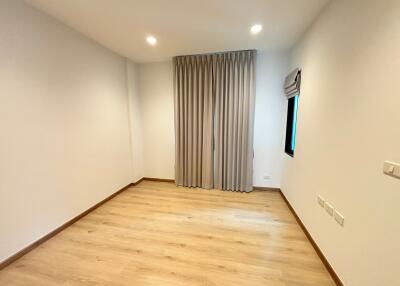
[{"x1": 284, "y1": 95, "x2": 299, "y2": 157}]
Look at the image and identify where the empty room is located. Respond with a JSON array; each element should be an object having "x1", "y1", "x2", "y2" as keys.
[{"x1": 0, "y1": 0, "x2": 399, "y2": 285}]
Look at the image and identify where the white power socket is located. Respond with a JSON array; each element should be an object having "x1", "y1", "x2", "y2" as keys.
[
  {"x1": 324, "y1": 202, "x2": 334, "y2": 216},
  {"x1": 263, "y1": 174, "x2": 271, "y2": 180},
  {"x1": 334, "y1": 210, "x2": 345, "y2": 226},
  {"x1": 319, "y1": 195, "x2": 345, "y2": 227},
  {"x1": 317, "y1": 195, "x2": 325, "y2": 207}
]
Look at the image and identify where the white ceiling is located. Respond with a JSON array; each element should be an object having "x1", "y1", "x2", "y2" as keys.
[{"x1": 25, "y1": 0, "x2": 330, "y2": 63}]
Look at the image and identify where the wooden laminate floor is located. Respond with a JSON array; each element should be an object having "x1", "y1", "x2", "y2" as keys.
[{"x1": 0, "y1": 181, "x2": 335, "y2": 286}]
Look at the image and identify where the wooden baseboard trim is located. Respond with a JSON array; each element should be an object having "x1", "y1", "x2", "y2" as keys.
[
  {"x1": 132, "y1": 177, "x2": 145, "y2": 186},
  {"x1": 0, "y1": 181, "x2": 136, "y2": 271},
  {"x1": 142, "y1": 177, "x2": 175, "y2": 183},
  {"x1": 278, "y1": 190, "x2": 344, "y2": 286},
  {"x1": 253, "y1": 186, "x2": 280, "y2": 192}
]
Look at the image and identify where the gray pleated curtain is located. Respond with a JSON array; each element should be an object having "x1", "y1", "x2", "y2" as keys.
[
  {"x1": 173, "y1": 50, "x2": 256, "y2": 192},
  {"x1": 174, "y1": 54, "x2": 214, "y2": 189},
  {"x1": 284, "y1": 68, "x2": 301, "y2": 98}
]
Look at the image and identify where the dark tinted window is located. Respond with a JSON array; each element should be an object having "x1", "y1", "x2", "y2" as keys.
[{"x1": 285, "y1": 96, "x2": 299, "y2": 156}]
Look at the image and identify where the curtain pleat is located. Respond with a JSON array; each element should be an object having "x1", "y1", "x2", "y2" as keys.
[{"x1": 174, "y1": 50, "x2": 256, "y2": 192}]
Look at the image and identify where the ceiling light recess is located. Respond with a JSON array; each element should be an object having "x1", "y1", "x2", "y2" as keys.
[
  {"x1": 146, "y1": 36, "x2": 157, "y2": 46},
  {"x1": 250, "y1": 24, "x2": 262, "y2": 35}
]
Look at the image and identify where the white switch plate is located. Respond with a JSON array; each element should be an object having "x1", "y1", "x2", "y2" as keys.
[
  {"x1": 324, "y1": 202, "x2": 334, "y2": 216},
  {"x1": 383, "y1": 161, "x2": 400, "y2": 179},
  {"x1": 334, "y1": 210, "x2": 345, "y2": 226},
  {"x1": 317, "y1": 196, "x2": 325, "y2": 207}
]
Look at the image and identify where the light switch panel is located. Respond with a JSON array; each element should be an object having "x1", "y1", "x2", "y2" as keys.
[{"x1": 383, "y1": 161, "x2": 400, "y2": 179}]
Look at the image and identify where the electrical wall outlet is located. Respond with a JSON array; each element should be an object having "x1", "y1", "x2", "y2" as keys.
[
  {"x1": 317, "y1": 195, "x2": 325, "y2": 207},
  {"x1": 319, "y1": 196, "x2": 345, "y2": 227},
  {"x1": 324, "y1": 202, "x2": 334, "y2": 216},
  {"x1": 263, "y1": 174, "x2": 271, "y2": 180},
  {"x1": 334, "y1": 210, "x2": 345, "y2": 226}
]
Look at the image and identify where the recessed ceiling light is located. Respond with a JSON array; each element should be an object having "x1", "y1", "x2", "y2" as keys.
[
  {"x1": 250, "y1": 24, "x2": 262, "y2": 35},
  {"x1": 146, "y1": 36, "x2": 157, "y2": 46}
]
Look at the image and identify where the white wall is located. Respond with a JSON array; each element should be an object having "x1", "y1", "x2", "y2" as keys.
[
  {"x1": 282, "y1": 0, "x2": 400, "y2": 285},
  {"x1": 139, "y1": 62, "x2": 175, "y2": 179},
  {"x1": 126, "y1": 60, "x2": 144, "y2": 182},
  {"x1": 137, "y1": 52, "x2": 288, "y2": 186},
  {"x1": 253, "y1": 52, "x2": 288, "y2": 188},
  {"x1": 0, "y1": 0, "x2": 133, "y2": 262}
]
